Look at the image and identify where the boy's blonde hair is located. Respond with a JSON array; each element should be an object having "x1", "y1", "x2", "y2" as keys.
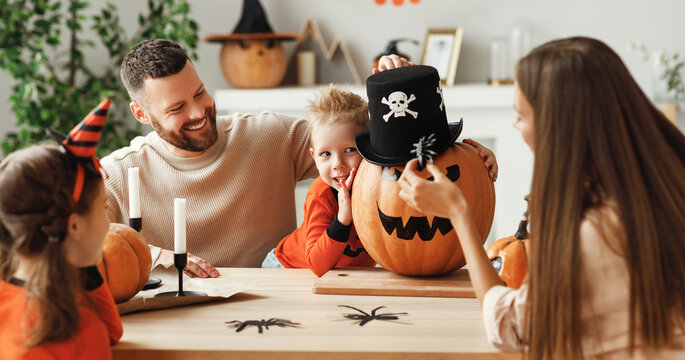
[{"x1": 307, "y1": 85, "x2": 369, "y2": 132}]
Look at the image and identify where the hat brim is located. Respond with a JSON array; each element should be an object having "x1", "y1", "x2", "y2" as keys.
[
  {"x1": 204, "y1": 33, "x2": 299, "y2": 42},
  {"x1": 355, "y1": 119, "x2": 463, "y2": 166}
]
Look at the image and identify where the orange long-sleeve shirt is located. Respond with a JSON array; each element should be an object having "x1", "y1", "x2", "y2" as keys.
[
  {"x1": 275, "y1": 177, "x2": 376, "y2": 277},
  {"x1": 0, "y1": 272, "x2": 123, "y2": 359}
]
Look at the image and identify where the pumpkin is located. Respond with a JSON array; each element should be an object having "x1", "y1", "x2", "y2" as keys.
[
  {"x1": 97, "y1": 223, "x2": 152, "y2": 303},
  {"x1": 486, "y1": 206, "x2": 530, "y2": 289},
  {"x1": 352, "y1": 143, "x2": 496, "y2": 276},
  {"x1": 219, "y1": 39, "x2": 288, "y2": 88}
]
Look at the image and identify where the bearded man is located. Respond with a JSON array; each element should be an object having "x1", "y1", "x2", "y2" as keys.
[{"x1": 101, "y1": 39, "x2": 317, "y2": 277}]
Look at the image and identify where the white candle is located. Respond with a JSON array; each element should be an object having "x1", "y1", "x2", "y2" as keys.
[
  {"x1": 297, "y1": 51, "x2": 316, "y2": 86},
  {"x1": 174, "y1": 198, "x2": 186, "y2": 254},
  {"x1": 128, "y1": 167, "x2": 141, "y2": 218}
]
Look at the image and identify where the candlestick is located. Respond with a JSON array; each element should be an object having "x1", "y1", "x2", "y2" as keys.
[
  {"x1": 155, "y1": 253, "x2": 206, "y2": 297},
  {"x1": 156, "y1": 201, "x2": 205, "y2": 297},
  {"x1": 174, "y1": 198, "x2": 186, "y2": 254},
  {"x1": 127, "y1": 167, "x2": 161, "y2": 290}
]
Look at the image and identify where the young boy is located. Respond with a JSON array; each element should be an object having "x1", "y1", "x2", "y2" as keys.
[
  {"x1": 263, "y1": 78, "x2": 500, "y2": 277},
  {"x1": 262, "y1": 86, "x2": 375, "y2": 277}
]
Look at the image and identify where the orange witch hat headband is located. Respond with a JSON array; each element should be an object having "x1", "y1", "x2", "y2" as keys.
[{"x1": 46, "y1": 99, "x2": 110, "y2": 202}]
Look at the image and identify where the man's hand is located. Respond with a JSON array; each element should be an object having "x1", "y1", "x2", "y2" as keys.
[
  {"x1": 463, "y1": 139, "x2": 498, "y2": 182},
  {"x1": 373, "y1": 54, "x2": 414, "y2": 74},
  {"x1": 156, "y1": 249, "x2": 220, "y2": 278}
]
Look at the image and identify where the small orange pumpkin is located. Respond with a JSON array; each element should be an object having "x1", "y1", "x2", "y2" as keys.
[
  {"x1": 352, "y1": 143, "x2": 496, "y2": 276},
  {"x1": 486, "y1": 207, "x2": 530, "y2": 289},
  {"x1": 219, "y1": 39, "x2": 287, "y2": 88},
  {"x1": 97, "y1": 223, "x2": 151, "y2": 303}
]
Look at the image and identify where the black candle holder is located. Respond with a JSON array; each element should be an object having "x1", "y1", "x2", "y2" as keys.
[
  {"x1": 130, "y1": 218, "x2": 163, "y2": 290},
  {"x1": 155, "y1": 253, "x2": 206, "y2": 297},
  {"x1": 129, "y1": 217, "x2": 142, "y2": 232}
]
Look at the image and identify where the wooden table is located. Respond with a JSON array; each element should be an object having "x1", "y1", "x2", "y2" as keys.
[{"x1": 113, "y1": 268, "x2": 518, "y2": 359}]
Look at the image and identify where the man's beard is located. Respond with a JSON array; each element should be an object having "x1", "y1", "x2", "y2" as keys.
[{"x1": 149, "y1": 103, "x2": 219, "y2": 153}]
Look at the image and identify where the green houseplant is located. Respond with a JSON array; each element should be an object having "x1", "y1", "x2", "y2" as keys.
[
  {"x1": 0, "y1": 0, "x2": 199, "y2": 156},
  {"x1": 633, "y1": 41, "x2": 685, "y2": 102}
]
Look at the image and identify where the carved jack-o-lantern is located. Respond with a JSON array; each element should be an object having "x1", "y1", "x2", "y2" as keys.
[
  {"x1": 220, "y1": 39, "x2": 288, "y2": 89},
  {"x1": 352, "y1": 143, "x2": 496, "y2": 276}
]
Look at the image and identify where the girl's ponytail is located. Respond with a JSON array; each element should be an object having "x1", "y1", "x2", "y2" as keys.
[
  {"x1": 23, "y1": 241, "x2": 80, "y2": 347},
  {"x1": 0, "y1": 145, "x2": 100, "y2": 347}
]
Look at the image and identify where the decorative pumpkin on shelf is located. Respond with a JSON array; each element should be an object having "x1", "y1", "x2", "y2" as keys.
[
  {"x1": 352, "y1": 65, "x2": 496, "y2": 277},
  {"x1": 97, "y1": 223, "x2": 152, "y2": 303},
  {"x1": 204, "y1": 0, "x2": 298, "y2": 88},
  {"x1": 218, "y1": 39, "x2": 288, "y2": 89},
  {"x1": 486, "y1": 197, "x2": 530, "y2": 289}
]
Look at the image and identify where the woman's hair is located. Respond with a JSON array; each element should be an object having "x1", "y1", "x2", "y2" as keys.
[
  {"x1": 307, "y1": 85, "x2": 370, "y2": 132},
  {"x1": 517, "y1": 36, "x2": 685, "y2": 359},
  {"x1": 0, "y1": 145, "x2": 102, "y2": 347}
]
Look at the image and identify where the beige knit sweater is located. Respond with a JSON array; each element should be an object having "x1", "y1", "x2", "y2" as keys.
[{"x1": 101, "y1": 112, "x2": 317, "y2": 267}]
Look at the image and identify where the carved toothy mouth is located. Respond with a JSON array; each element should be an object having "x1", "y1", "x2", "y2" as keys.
[{"x1": 376, "y1": 203, "x2": 453, "y2": 241}]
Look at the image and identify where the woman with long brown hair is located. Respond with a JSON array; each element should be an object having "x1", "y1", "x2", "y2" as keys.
[
  {"x1": 398, "y1": 37, "x2": 685, "y2": 359},
  {"x1": 0, "y1": 100, "x2": 122, "y2": 358}
]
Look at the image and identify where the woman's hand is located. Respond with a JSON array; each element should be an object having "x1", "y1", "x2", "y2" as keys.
[
  {"x1": 398, "y1": 159, "x2": 468, "y2": 220},
  {"x1": 399, "y1": 158, "x2": 504, "y2": 304}
]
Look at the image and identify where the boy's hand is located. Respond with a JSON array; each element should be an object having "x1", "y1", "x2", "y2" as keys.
[
  {"x1": 463, "y1": 139, "x2": 498, "y2": 182},
  {"x1": 337, "y1": 167, "x2": 357, "y2": 226},
  {"x1": 373, "y1": 54, "x2": 414, "y2": 74}
]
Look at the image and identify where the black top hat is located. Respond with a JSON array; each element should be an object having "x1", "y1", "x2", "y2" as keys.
[
  {"x1": 355, "y1": 65, "x2": 463, "y2": 166},
  {"x1": 204, "y1": 0, "x2": 298, "y2": 42}
]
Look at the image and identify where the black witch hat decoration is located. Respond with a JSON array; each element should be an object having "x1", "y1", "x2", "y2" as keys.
[
  {"x1": 46, "y1": 98, "x2": 110, "y2": 202},
  {"x1": 204, "y1": 0, "x2": 298, "y2": 42},
  {"x1": 355, "y1": 65, "x2": 463, "y2": 167}
]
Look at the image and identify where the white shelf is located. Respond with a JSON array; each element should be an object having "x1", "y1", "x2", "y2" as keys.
[
  {"x1": 214, "y1": 83, "x2": 530, "y2": 246},
  {"x1": 215, "y1": 83, "x2": 514, "y2": 115}
]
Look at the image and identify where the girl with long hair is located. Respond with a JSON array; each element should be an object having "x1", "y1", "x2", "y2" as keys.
[
  {"x1": 398, "y1": 37, "x2": 685, "y2": 359},
  {"x1": 0, "y1": 100, "x2": 122, "y2": 358}
]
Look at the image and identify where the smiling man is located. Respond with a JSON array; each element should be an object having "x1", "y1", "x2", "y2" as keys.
[{"x1": 101, "y1": 39, "x2": 317, "y2": 277}]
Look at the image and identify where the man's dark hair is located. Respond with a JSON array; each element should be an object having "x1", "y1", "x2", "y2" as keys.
[{"x1": 120, "y1": 39, "x2": 190, "y2": 102}]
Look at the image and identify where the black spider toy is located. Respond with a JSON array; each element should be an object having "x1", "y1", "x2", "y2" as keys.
[
  {"x1": 338, "y1": 305, "x2": 408, "y2": 326},
  {"x1": 225, "y1": 318, "x2": 301, "y2": 334}
]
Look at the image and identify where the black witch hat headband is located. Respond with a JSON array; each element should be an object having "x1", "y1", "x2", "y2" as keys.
[{"x1": 46, "y1": 99, "x2": 110, "y2": 203}]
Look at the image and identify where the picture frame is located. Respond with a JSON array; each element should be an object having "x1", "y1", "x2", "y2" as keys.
[{"x1": 421, "y1": 28, "x2": 464, "y2": 86}]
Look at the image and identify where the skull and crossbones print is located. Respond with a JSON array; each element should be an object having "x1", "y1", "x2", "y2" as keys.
[
  {"x1": 436, "y1": 85, "x2": 445, "y2": 111},
  {"x1": 381, "y1": 91, "x2": 418, "y2": 122}
]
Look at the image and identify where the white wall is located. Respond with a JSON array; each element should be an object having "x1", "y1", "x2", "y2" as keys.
[{"x1": 2, "y1": 0, "x2": 685, "y2": 145}]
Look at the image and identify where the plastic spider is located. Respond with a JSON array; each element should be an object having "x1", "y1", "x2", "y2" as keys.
[
  {"x1": 411, "y1": 133, "x2": 437, "y2": 170},
  {"x1": 338, "y1": 305, "x2": 408, "y2": 326},
  {"x1": 225, "y1": 318, "x2": 301, "y2": 333}
]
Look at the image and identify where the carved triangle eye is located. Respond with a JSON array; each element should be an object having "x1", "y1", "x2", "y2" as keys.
[
  {"x1": 426, "y1": 164, "x2": 460, "y2": 182},
  {"x1": 445, "y1": 164, "x2": 460, "y2": 182}
]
